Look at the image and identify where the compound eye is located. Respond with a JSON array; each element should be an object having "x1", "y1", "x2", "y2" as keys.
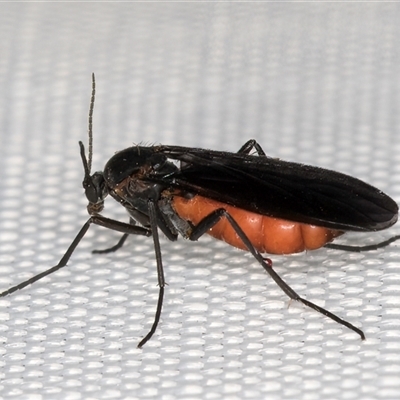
[
  {"x1": 83, "y1": 180, "x2": 99, "y2": 203},
  {"x1": 83, "y1": 172, "x2": 106, "y2": 203}
]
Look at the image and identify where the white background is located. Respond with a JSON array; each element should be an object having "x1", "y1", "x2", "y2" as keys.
[{"x1": 0, "y1": 3, "x2": 400, "y2": 399}]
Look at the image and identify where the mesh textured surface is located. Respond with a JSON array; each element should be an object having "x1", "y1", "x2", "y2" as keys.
[{"x1": 1, "y1": 3, "x2": 400, "y2": 399}]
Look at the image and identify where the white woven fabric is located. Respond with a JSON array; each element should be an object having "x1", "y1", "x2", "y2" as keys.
[{"x1": 0, "y1": 3, "x2": 400, "y2": 399}]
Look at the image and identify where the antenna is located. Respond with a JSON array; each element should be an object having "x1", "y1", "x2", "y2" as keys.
[{"x1": 87, "y1": 73, "x2": 96, "y2": 174}]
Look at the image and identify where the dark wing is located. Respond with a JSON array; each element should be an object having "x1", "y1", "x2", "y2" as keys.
[{"x1": 154, "y1": 145, "x2": 398, "y2": 232}]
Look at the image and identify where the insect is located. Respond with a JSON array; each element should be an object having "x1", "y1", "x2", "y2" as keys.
[{"x1": 1, "y1": 74, "x2": 398, "y2": 347}]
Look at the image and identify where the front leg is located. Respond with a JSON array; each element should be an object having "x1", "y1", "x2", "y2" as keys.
[{"x1": 0, "y1": 215, "x2": 151, "y2": 298}]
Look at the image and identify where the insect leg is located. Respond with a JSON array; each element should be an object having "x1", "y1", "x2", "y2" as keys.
[
  {"x1": 325, "y1": 235, "x2": 400, "y2": 252},
  {"x1": 0, "y1": 216, "x2": 151, "y2": 298},
  {"x1": 237, "y1": 139, "x2": 266, "y2": 156},
  {"x1": 92, "y1": 233, "x2": 130, "y2": 254},
  {"x1": 92, "y1": 218, "x2": 136, "y2": 254},
  {"x1": 189, "y1": 208, "x2": 365, "y2": 340},
  {"x1": 137, "y1": 199, "x2": 167, "y2": 348}
]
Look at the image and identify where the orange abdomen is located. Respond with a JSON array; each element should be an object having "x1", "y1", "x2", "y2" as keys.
[{"x1": 172, "y1": 195, "x2": 343, "y2": 255}]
